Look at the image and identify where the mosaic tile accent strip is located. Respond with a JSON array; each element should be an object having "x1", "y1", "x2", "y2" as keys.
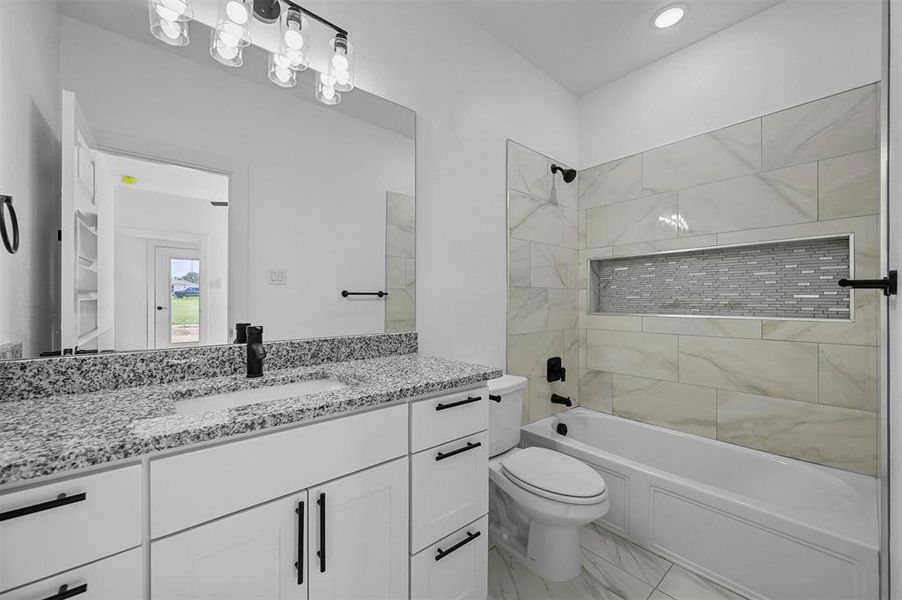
[
  {"x1": 0, "y1": 332, "x2": 418, "y2": 402},
  {"x1": 591, "y1": 237, "x2": 851, "y2": 319}
]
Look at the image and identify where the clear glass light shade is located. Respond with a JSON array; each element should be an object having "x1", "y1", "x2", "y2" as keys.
[
  {"x1": 277, "y1": 8, "x2": 308, "y2": 71},
  {"x1": 329, "y1": 35, "x2": 354, "y2": 92},
  {"x1": 224, "y1": 0, "x2": 251, "y2": 25},
  {"x1": 151, "y1": 0, "x2": 193, "y2": 22},
  {"x1": 268, "y1": 53, "x2": 297, "y2": 88},
  {"x1": 149, "y1": 2, "x2": 190, "y2": 46},
  {"x1": 210, "y1": 22, "x2": 249, "y2": 67},
  {"x1": 315, "y1": 72, "x2": 341, "y2": 105}
]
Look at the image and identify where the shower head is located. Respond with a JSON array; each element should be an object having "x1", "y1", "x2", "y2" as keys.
[{"x1": 551, "y1": 164, "x2": 577, "y2": 183}]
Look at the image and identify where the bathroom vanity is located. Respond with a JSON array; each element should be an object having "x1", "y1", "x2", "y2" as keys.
[{"x1": 0, "y1": 335, "x2": 500, "y2": 600}]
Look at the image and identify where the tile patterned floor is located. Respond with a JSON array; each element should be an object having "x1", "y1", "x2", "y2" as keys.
[{"x1": 488, "y1": 521, "x2": 746, "y2": 600}]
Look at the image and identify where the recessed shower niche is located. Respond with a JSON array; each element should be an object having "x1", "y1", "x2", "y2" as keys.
[{"x1": 588, "y1": 236, "x2": 853, "y2": 321}]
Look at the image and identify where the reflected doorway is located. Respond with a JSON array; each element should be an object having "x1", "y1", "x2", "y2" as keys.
[{"x1": 154, "y1": 248, "x2": 201, "y2": 348}]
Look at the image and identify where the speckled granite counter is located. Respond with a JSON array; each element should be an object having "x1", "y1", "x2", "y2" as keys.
[{"x1": 0, "y1": 354, "x2": 502, "y2": 487}]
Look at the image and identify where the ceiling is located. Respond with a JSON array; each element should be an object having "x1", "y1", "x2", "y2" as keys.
[{"x1": 448, "y1": 0, "x2": 784, "y2": 96}]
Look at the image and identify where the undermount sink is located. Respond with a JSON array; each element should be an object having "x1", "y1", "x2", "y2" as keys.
[{"x1": 173, "y1": 379, "x2": 348, "y2": 415}]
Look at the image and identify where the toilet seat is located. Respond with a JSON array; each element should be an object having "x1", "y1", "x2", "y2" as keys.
[{"x1": 501, "y1": 447, "x2": 607, "y2": 505}]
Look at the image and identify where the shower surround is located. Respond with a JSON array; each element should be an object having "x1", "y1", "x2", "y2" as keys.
[{"x1": 508, "y1": 84, "x2": 880, "y2": 475}]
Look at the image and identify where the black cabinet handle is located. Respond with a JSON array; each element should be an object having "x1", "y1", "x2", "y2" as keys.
[
  {"x1": 0, "y1": 492, "x2": 86, "y2": 522},
  {"x1": 436, "y1": 441, "x2": 481, "y2": 462},
  {"x1": 41, "y1": 584, "x2": 88, "y2": 600},
  {"x1": 294, "y1": 500, "x2": 304, "y2": 585},
  {"x1": 0, "y1": 195, "x2": 19, "y2": 255},
  {"x1": 489, "y1": 394, "x2": 501, "y2": 402},
  {"x1": 435, "y1": 396, "x2": 482, "y2": 411},
  {"x1": 435, "y1": 531, "x2": 481, "y2": 561},
  {"x1": 316, "y1": 493, "x2": 326, "y2": 573}
]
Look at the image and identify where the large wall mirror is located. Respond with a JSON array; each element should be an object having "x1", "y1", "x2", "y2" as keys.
[{"x1": 0, "y1": 0, "x2": 416, "y2": 360}]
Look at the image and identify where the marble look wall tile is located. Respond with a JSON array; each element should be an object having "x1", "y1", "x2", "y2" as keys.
[
  {"x1": 386, "y1": 257, "x2": 408, "y2": 288},
  {"x1": 527, "y1": 376, "x2": 578, "y2": 422},
  {"x1": 679, "y1": 163, "x2": 818, "y2": 236},
  {"x1": 586, "y1": 192, "x2": 679, "y2": 247},
  {"x1": 762, "y1": 288, "x2": 878, "y2": 346},
  {"x1": 586, "y1": 330, "x2": 679, "y2": 381},
  {"x1": 386, "y1": 223, "x2": 415, "y2": 258},
  {"x1": 578, "y1": 154, "x2": 643, "y2": 210},
  {"x1": 508, "y1": 331, "x2": 563, "y2": 378},
  {"x1": 582, "y1": 314, "x2": 643, "y2": 332},
  {"x1": 818, "y1": 149, "x2": 879, "y2": 219},
  {"x1": 579, "y1": 329, "x2": 587, "y2": 369},
  {"x1": 642, "y1": 119, "x2": 761, "y2": 194},
  {"x1": 386, "y1": 289, "x2": 415, "y2": 321},
  {"x1": 715, "y1": 215, "x2": 878, "y2": 278},
  {"x1": 508, "y1": 141, "x2": 550, "y2": 199},
  {"x1": 551, "y1": 160, "x2": 578, "y2": 209},
  {"x1": 642, "y1": 317, "x2": 762, "y2": 339},
  {"x1": 563, "y1": 207, "x2": 580, "y2": 249},
  {"x1": 716, "y1": 390, "x2": 878, "y2": 474},
  {"x1": 509, "y1": 287, "x2": 548, "y2": 335},
  {"x1": 406, "y1": 260, "x2": 416, "y2": 288},
  {"x1": 580, "y1": 369, "x2": 614, "y2": 413},
  {"x1": 531, "y1": 242, "x2": 577, "y2": 288},
  {"x1": 762, "y1": 84, "x2": 879, "y2": 170},
  {"x1": 679, "y1": 336, "x2": 818, "y2": 403},
  {"x1": 613, "y1": 374, "x2": 717, "y2": 438},
  {"x1": 578, "y1": 209, "x2": 587, "y2": 250},
  {"x1": 564, "y1": 329, "x2": 580, "y2": 372},
  {"x1": 509, "y1": 239, "x2": 531, "y2": 286},
  {"x1": 548, "y1": 289, "x2": 579, "y2": 331},
  {"x1": 818, "y1": 344, "x2": 878, "y2": 412},
  {"x1": 509, "y1": 190, "x2": 564, "y2": 245},
  {"x1": 609, "y1": 234, "x2": 718, "y2": 257},
  {"x1": 386, "y1": 192, "x2": 415, "y2": 227},
  {"x1": 386, "y1": 320, "x2": 415, "y2": 333}
]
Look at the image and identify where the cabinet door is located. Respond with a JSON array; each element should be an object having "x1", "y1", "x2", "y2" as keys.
[
  {"x1": 308, "y1": 458, "x2": 409, "y2": 600},
  {"x1": 151, "y1": 491, "x2": 307, "y2": 600},
  {"x1": 0, "y1": 548, "x2": 142, "y2": 600}
]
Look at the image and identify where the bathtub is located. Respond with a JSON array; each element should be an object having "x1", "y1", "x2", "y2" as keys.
[{"x1": 521, "y1": 408, "x2": 879, "y2": 600}]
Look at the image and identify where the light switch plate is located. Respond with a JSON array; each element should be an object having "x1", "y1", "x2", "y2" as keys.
[{"x1": 268, "y1": 269, "x2": 287, "y2": 285}]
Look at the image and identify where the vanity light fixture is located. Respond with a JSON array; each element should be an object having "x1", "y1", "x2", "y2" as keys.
[
  {"x1": 652, "y1": 4, "x2": 687, "y2": 28},
  {"x1": 148, "y1": 0, "x2": 356, "y2": 106}
]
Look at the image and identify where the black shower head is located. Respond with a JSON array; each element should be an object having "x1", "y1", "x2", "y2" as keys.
[{"x1": 551, "y1": 164, "x2": 577, "y2": 183}]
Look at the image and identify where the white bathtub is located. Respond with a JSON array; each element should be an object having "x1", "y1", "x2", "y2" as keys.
[{"x1": 521, "y1": 408, "x2": 879, "y2": 600}]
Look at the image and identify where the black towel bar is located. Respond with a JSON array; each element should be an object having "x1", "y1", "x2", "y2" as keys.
[{"x1": 341, "y1": 290, "x2": 388, "y2": 298}]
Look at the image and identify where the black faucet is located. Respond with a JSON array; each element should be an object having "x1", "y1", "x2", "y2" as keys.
[
  {"x1": 550, "y1": 394, "x2": 572, "y2": 407},
  {"x1": 234, "y1": 322, "x2": 251, "y2": 344},
  {"x1": 246, "y1": 326, "x2": 266, "y2": 378}
]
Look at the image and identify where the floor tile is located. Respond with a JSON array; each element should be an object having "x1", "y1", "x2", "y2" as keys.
[
  {"x1": 656, "y1": 565, "x2": 746, "y2": 600},
  {"x1": 649, "y1": 591, "x2": 677, "y2": 600},
  {"x1": 488, "y1": 545, "x2": 653, "y2": 600},
  {"x1": 579, "y1": 522, "x2": 672, "y2": 587}
]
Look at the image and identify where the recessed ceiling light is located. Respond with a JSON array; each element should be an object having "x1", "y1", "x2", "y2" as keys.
[{"x1": 653, "y1": 4, "x2": 687, "y2": 29}]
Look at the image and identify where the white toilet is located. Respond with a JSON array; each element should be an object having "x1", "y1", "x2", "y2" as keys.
[{"x1": 487, "y1": 375, "x2": 609, "y2": 582}]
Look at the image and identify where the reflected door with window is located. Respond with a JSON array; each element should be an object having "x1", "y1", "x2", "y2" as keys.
[{"x1": 154, "y1": 247, "x2": 201, "y2": 349}]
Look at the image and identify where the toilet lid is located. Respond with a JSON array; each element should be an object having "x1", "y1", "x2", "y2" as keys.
[{"x1": 501, "y1": 447, "x2": 606, "y2": 501}]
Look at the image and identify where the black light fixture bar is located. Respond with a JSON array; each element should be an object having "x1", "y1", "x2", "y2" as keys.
[{"x1": 282, "y1": 0, "x2": 348, "y2": 37}]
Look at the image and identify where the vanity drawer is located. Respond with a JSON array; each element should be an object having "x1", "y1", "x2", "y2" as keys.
[
  {"x1": 411, "y1": 431, "x2": 488, "y2": 553},
  {"x1": 411, "y1": 515, "x2": 488, "y2": 600},
  {"x1": 0, "y1": 548, "x2": 142, "y2": 600},
  {"x1": 410, "y1": 388, "x2": 488, "y2": 453},
  {"x1": 0, "y1": 466, "x2": 142, "y2": 593},
  {"x1": 150, "y1": 403, "x2": 407, "y2": 538}
]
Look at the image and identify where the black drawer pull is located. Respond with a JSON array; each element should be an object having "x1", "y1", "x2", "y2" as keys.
[
  {"x1": 42, "y1": 584, "x2": 88, "y2": 600},
  {"x1": 294, "y1": 500, "x2": 304, "y2": 585},
  {"x1": 435, "y1": 396, "x2": 481, "y2": 411},
  {"x1": 316, "y1": 493, "x2": 326, "y2": 573},
  {"x1": 489, "y1": 394, "x2": 501, "y2": 402},
  {"x1": 435, "y1": 531, "x2": 481, "y2": 561},
  {"x1": 436, "y1": 441, "x2": 481, "y2": 462},
  {"x1": 0, "y1": 492, "x2": 86, "y2": 522}
]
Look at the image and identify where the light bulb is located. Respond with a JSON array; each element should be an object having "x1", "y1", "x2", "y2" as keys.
[
  {"x1": 225, "y1": 0, "x2": 249, "y2": 24},
  {"x1": 216, "y1": 42, "x2": 238, "y2": 60},
  {"x1": 275, "y1": 66, "x2": 291, "y2": 83},
  {"x1": 284, "y1": 29, "x2": 303, "y2": 50},
  {"x1": 335, "y1": 69, "x2": 350, "y2": 86},
  {"x1": 219, "y1": 30, "x2": 239, "y2": 47},
  {"x1": 154, "y1": 0, "x2": 190, "y2": 21},
  {"x1": 161, "y1": 18, "x2": 182, "y2": 39},
  {"x1": 321, "y1": 85, "x2": 335, "y2": 101},
  {"x1": 331, "y1": 53, "x2": 349, "y2": 71}
]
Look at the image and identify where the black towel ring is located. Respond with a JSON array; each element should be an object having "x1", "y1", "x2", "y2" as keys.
[{"x1": 0, "y1": 195, "x2": 18, "y2": 255}]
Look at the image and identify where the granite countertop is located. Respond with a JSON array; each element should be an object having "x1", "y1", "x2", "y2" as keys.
[{"x1": 0, "y1": 354, "x2": 502, "y2": 487}]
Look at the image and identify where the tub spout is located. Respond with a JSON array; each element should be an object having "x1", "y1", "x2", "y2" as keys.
[{"x1": 550, "y1": 394, "x2": 572, "y2": 407}]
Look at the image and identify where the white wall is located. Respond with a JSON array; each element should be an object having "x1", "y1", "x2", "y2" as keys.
[
  {"x1": 59, "y1": 15, "x2": 415, "y2": 342},
  {"x1": 298, "y1": 1, "x2": 580, "y2": 367},
  {"x1": 0, "y1": 2, "x2": 61, "y2": 357},
  {"x1": 578, "y1": 0, "x2": 883, "y2": 168},
  {"x1": 113, "y1": 186, "x2": 229, "y2": 350}
]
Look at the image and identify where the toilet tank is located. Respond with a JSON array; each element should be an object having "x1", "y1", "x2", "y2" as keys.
[{"x1": 487, "y1": 375, "x2": 528, "y2": 456}]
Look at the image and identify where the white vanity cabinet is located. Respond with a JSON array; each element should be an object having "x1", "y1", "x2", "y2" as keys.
[{"x1": 409, "y1": 388, "x2": 490, "y2": 600}]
